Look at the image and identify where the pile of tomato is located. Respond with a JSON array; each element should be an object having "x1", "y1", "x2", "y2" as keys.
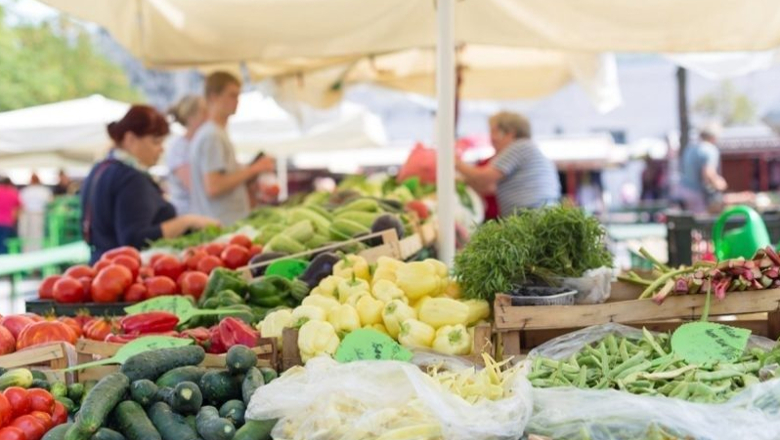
[{"x1": 0, "y1": 387, "x2": 66, "y2": 440}]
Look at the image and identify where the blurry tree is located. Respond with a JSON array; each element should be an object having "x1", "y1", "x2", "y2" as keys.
[
  {"x1": 0, "y1": 5, "x2": 141, "y2": 111},
  {"x1": 693, "y1": 80, "x2": 757, "y2": 126}
]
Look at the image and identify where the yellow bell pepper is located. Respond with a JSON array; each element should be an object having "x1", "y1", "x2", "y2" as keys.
[
  {"x1": 327, "y1": 304, "x2": 361, "y2": 337},
  {"x1": 382, "y1": 299, "x2": 417, "y2": 339},
  {"x1": 337, "y1": 277, "x2": 371, "y2": 303},
  {"x1": 424, "y1": 258, "x2": 449, "y2": 278},
  {"x1": 298, "y1": 320, "x2": 340, "y2": 362},
  {"x1": 291, "y1": 305, "x2": 328, "y2": 327},
  {"x1": 315, "y1": 275, "x2": 345, "y2": 299},
  {"x1": 344, "y1": 290, "x2": 369, "y2": 308},
  {"x1": 301, "y1": 295, "x2": 340, "y2": 314},
  {"x1": 398, "y1": 319, "x2": 435, "y2": 349},
  {"x1": 333, "y1": 255, "x2": 370, "y2": 281},
  {"x1": 258, "y1": 309, "x2": 292, "y2": 341},
  {"x1": 413, "y1": 296, "x2": 432, "y2": 316},
  {"x1": 418, "y1": 297, "x2": 470, "y2": 329},
  {"x1": 371, "y1": 279, "x2": 406, "y2": 303},
  {"x1": 396, "y1": 261, "x2": 444, "y2": 301},
  {"x1": 355, "y1": 295, "x2": 384, "y2": 325},
  {"x1": 432, "y1": 324, "x2": 472, "y2": 355},
  {"x1": 463, "y1": 299, "x2": 491, "y2": 325},
  {"x1": 365, "y1": 323, "x2": 389, "y2": 336},
  {"x1": 371, "y1": 257, "x2": 403, "y2": 286},
  {"x1": 441, "y1": 279, "x2": 462, "y2": 299}
]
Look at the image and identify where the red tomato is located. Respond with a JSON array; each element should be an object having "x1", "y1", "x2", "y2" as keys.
[
  {"x1": 103, "y1": 246, "x2": 141, "y2": 263},
  {"x1": 0, "y1": 426, "x2": 27, "y2": 440},
  {"x1": 152, "y1": 256, "x2": 185, "y2": 282},
  {"x1": 20, "y1": 315, "x2": 42, "y2": 323},
  {"x1": 0, "y1": 393, "x2": 12, "y2": 427},
  {"x1": 149, "y1": 253, "x2": 167, "y2": 268},
  {"x1": 196, "y1": 256, "x2": 224, "y2": 275},
  {"x1": 11, "y1": 414, "x2": 46, "y2": 440},
  {"x1": 16, "y1": 322, "x2": 77, "y2": 350},
  {"x1": 184, "y1": 249, "x2": 208, "y2": 271},
  {"x1": 220, "y1": 245, "x2": 250, "y2": 270},
  {"x1": 138, "y1": 266, "x2": 155, "y2": 280},
  {"x1": 177, "y1": 271, "x2": 209, "y2": 300},
  {"x1": 29, "y1": 412, "x2": 52, "y2": 431},
  {"x1": 37, "y1": 276, "x2": 61, "y2": 300},
  {"x1": 64, "y1": 265, "x2": 95, "y2": 280},
  {"x1": 54, "y1": 317, "x2": 82, "y2": 338},
  {"x1": 50, "y1": 401, "x2": 67, "y2": 426},
  {"x1": 112, "y1": 255, "x2": 140, "y2": 280},
  {"x1": 229, "y1": 234, "x2": 252, "y2": 249},
  {"x1": 78, "y1": 277, "x2": 92, "y2": 302},
  {"x1": 0, "y1": 316, "x2": 34, "y2": 340},
  {"x1": 74, "y1": 310, "x2": 93, "y2": 329},
  {"x1": 248, "y1": 245, "x2": 263, "y2": 258},
  {"x1": 3, "y1": 388, "x2": 29, "y2": 419},
  {"x1": 91, "y1": 265, "x2": 133, "y2": 303},
  {"x1": 144, "y1": 276, "x2": 178, "y2": 298},
  {"x1": 52, "y1": 277, "x2": 84, "y2": 304},
  {"x1": 204, "y1": 242, "x2": 226, "y2": 257},
  {"x1": 124, "y1": 283, "x2": 147, "y2": 303},
  {"x1": 27, "y1": 390, "x2": 54, "y2": 415},
  {"x1": 0, "y1": 325, "x2": 15, "y2": 355},
  {"x1": 92, "y1": 259, "x2": 111, "y2": 273}
]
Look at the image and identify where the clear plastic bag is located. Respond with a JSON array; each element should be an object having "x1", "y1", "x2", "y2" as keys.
[
  {"x1": 246, "y1": 356, "x2": 532, "y2": 440},
  {"x1": 526, "y1": 323, "x2": 780, "y2": 440},
  {"x1": 558, "y1": 266, "x2": 613, "y2": 304}
]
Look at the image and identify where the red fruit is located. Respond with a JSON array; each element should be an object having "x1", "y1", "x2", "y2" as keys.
[
  {"x1": 196, "y1": 256, "x2": 224, "y2": 275},
  {"x1": 64, "y1": 265, "x2": 95, "y2": 279},
  {"x1": 27, "y1": 390, "x2": 54, "y2": 415},
  {"x1": 0, "y1": 317, "x2": 34, "y2": 340},
  {"x1": 37, "y1": 276, "x2": 61, "y2": 300},
  {"x1": 152, "y1": 256, "x2": 185, "y2": 282},
  {"x1": 0, "y1": 325, "x2": 15, "y2": 355},
  {"x1": 92, "y1": 259, "x2": 112, "y2": 274},
  {"x1": 78, "y1": 277, "x2": 92, "y2": 302},
  {"x1": 0, "y1": 393, "x2": 11, "y2": 427},
  {"x1": 229, "y1": 234, "x2": 252, "y2": 249},
  {"x1": 177, "y1": 271, "x2": 209, "y2": 300},
  {"x1": 405, "y1": 200, "x2": 430, "y2": 220},
  {"x1": 54, "y1": 317, "x2": 82, "y2": 338},
  {"x1": 91, "y1": 265, "x2": 133, "y2": 303},
  {"x1": 51, "y1": 278, "x2": 84, "y2": 304},
  {"x1": 16, "y1": 321, "x2": 78, "y2": 350},
  {"x1": 248, "y1": 245, "x2": 262, "y2": 257},
  {"x1": 21, "y1": 314, "x2": 43, "y2": 323},
  {"x1": 138, "y1": 266, "x2": 155, "y2": 280},
  {"x1": 220, "y1": 245, "x2": 250, "y2": 270},
  {"x1": 74, "y1": 309, "x2": 93, "y2": 329},
  {"x1": 204, "y1": 242, "x2": 226, "y2": 257},
  {"x1": 50, "y1": 401, "x2": 67, "y2": 425},
  {"x1": 149, "y1": 253, "x2": 168, "y2": 268},
  {"x1": 3, "y1": 388, "x2": 29, "y2": 419},
  {"x1": 83, "y1": 317, "x2": 118, "y2": 341},
  {"x1": 29, "y1": 411, "x2": 53, "y2": 430},
  {"x1": 0, "y1": 426, "x2": 27, "y2": 440},
  {"x1": 103, "y1": 246, "x2": 141, "y2": 263},
  {"x1": 124, "y1": 283, "x2": 147, "y2": 302},
  {"x1": 11, "y1": 414, "x2": 46, "y2": 440},
  {"x1": 112, "y1": 255, "x2": 140, "y2": 280},
  {"x1": 184, "y1": 249, "x2": 208, "y2": 271},
  {"x1": 144, "y1": 276, "x2": 178, "y2": 298}
]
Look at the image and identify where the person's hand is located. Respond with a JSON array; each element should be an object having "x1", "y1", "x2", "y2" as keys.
[
  {"x1": 714, "y1": 177, "x2": 728, "y2": 192},
  {"x1": 250, "y1": 155, "x2": 276, "y2": 174},
  {"x1": 186, "y1": 215, "x2": 220, "y2": 230}
]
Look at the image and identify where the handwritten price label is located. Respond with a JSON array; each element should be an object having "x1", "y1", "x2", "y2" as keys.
[
  {"x1": 335, "y1": 329, "x2": 413, "y2": 363},
  {"x1": 672, "y1": 322, "x2": 751, "y2": 365}
]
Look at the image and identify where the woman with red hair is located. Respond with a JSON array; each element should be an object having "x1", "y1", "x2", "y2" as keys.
[{"x1": 81, "y1": 105, "x2": 218, "y2": 262}]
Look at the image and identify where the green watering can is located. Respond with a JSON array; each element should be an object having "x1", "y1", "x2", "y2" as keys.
[{"x1": 712, "y1": 205, "x2": 771, "y2": 260}]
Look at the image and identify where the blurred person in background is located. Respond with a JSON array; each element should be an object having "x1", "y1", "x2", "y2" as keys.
[
  {"x1": 166, "y1": 95, "x2": 207, "y2": 215},
  {"x1": 680, "y1": 123, "x2": 728, "y2": 214},
  {"x1": 0, "y1": 177, "x2": 20, "y2": 254},
  {"x1": 53, "y1": 169, "x2": 72, "y2": 196},
  {"x1": 18, "y1": 173, "x2": 52, "y2": 252},
  {"x1": 81, "y1": 105, "x2": 218, "y2": 263}
]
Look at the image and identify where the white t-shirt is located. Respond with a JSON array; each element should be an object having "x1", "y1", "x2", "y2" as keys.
[{"x1": 19, "y1": 184, "x2": 53, "y2": 214}]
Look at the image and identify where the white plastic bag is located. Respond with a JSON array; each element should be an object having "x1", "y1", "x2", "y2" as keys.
[
  {"x1": 246, "y1": 356, "x2": 532, "y2": 440},
  {"x1": 559, "y1": 266, "x2": 613, "y2": 304},
  {"x1": 526, "y1": 323, "x2": 780, "y2": 440}
]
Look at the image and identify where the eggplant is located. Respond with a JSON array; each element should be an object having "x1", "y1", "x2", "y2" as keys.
[
  {"x1": 248, "y1": 251, "x2": 289, "y2": 278},
  {"x1": 299, "y1": 252, "x2": 341, "y2": 288},
  {"x1": 369, "y1": 214, "x2": 405, "y2": 246}
]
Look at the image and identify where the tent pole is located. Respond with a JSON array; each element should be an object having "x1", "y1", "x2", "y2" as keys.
[
  {"x1": 436, "y1": 0, "x2": 456, "y2": 265},
  {"x1": 277, "y1": 154, "x2": 288, "y2": 201}
]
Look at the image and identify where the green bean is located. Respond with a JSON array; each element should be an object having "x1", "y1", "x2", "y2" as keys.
[
  {"x1": 695, "y1": 369, "x2": 742, "y2": 381},
  {"x1": 527, "y1": 370, "x2": 552, "y2": 380},
  {"x1": 540, "y1": 358, "x2": 580, "y2": 374},
  {"x1": 641, "y1": 364, "x2": 698, "y2": 381},
  {"x1": 716, "y1": 361, "x2": 760, "y2": 373},
  {"x1": 642, "y1": 327, "x2": 667, "y2": 357},
  {"x1": 599, "y1": 344, "x2": 611, "y2": 377},
  {"x1": 616, "y1": 361, "x2": 653, "y2": 380},
  {"x1": 568, "y1": 353, "x2": 580, "y2": 369},
  {"x1": 577, "y1": 366, "x2": 588, "y2": 388},
  {"x1": 579, "y1": 355, "x2": 601, "y2": 368},
  {"x1": 605, "y1": 334, "x2": 619, "y2": 357},
  {"x1": 531, "y1": 378, "x2": 554, "y2": 387},
  {"x1": 618, "y1": 339, "x2": 630, "y2": 362},
  {"x1": 609, "y1": 352, "x2": 646, "y2": 378}
]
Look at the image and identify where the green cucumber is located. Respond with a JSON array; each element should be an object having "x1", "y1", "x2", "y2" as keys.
[
  {"x1": 43, "y1": 423, "x2": 74, "y2": 440},
  {"x1": 50, "y1": 381, "x2": 68, "y2": 398},
  {"x1": 241, "y1": 368, "x2": 264, "y2": 404},
  {"x1": 200, "y1": 370, "x2": 241, "y2": 406},
  {"x1": 226, "y1": 346, "x2": 256, "y2": 375},
  {"x1": 259, "y1": 368, "x2": 278, "y2": 384},
  {"x1": 68, "y1": 383, "x2": 85, "y2": 402},
  {"x1": 68, "y1": 372, "x2": 129, "y2": 437},
  {"x1": 148, "y1": 402, "x2": 200, "y2": 440},
  {"x1": 30, "y1": 369, "x2": 47, "y2": 381},
  {"x1": 0, "y1": 368, "x2": 33, "y2": 390},
  {"x1": 113, "y1": 400, "x2": 161, "y2": 440},
  {"x1": 233, "y1": 419, "x2": 276, "y2": 440},
  {"x1": 121, "y1": 346, "x2": 206, "y2": 382},
  {"x1": 195, "y1": 406, "x2": 235, "y2": 440},
  {"x1": 91, "y1": 428, "x2": 126, "y2": 440},
  {"x1": 56, "y1": 396, "x2": 76, "y2": 414},
  {"x1": 31, "y1": 378, "x2": 50, "y2": 390},
  {"x1": 218, "y1": 400, "x2": 245, "y2": 427},
  {"x1": 157, "y1": 381, "x2": 202, "y2": 415},
  {"x1": 130, "y1": 379, "x2": 159, "y2": 407},
  {"x1": 155, "y1": 366, "x2": 210, "y2": 389}
]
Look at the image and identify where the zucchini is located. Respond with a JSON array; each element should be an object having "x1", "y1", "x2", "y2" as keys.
[
  {"x1": 148, "y1": 402, "x2": 200, "y2": 440},
  {"x1": 155, "y1": 366, "x2": 210, "y2": 389},
  {"x1": 43, "y1": 423, "x2": 73, "y2": 440},
  {"x1": 50, "y1": 381, "x2": 68, "y2": 398},
  {"x1": 31, "y1": 378, "x2": 50, "y2": 390},
  {"x1": 31, "y1": 369, "x2": 47, "y2": 381},
  {"x1": 233, "y1": 419, "x2": 275, "y2": 440},
  {"x1": 241, "y1": 368, "x2": 264, "y2": 404},
  {"x1": 120, "y1": 346, "x2": 206, "y2": 382},
  {"x1": 68, "y1": 383, "x2": 85, "y2": 402},
  {"x1": 200, "y1": 370, "x2": 241, "y2": 406},
  {"x1": 70, "y1": 372, "x2": 129, "y2": 436},
  {"x1": 259, "y1": 368, "x2": 278, "y2": 384},
  {"x1": 0, "y1": 368, "x2": 33, "y2": 390},
  {"x1": 91, "y1": 428, "x2": 126, "y2": 440},
  {"x1": 195, "y1": 406, "x2": 235, "y2": 440},
  {"x1": 226, "y1": 346, "x2": 256, "y2": 376},
  {"x1": 130, "y1": 379, "x2": 159, "y2": 407},
  {"x1": 218, "y1": 400, "x2": 245, "y2": 427},
  {"x1": 113, "y1": 400, "x2": 161, "y2": 440},
  {"x1": 157, "y1": 382, "x2": 202, "y2": 415}
]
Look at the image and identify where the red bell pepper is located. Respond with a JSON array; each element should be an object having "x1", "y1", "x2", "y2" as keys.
[
  {"x1": 180, "y1": 327, "x2": 211, "y2": 347},
  {"x1": 120, "y1": 312, "x2": 179, "y2": 335},
  {"x1": 207, "y1": 326, "x2": 227, "y2": 354},
  {"x1": 105, "y1": 330, "x2": 179, "y2": 344},
  {"x1": 218, "y1": 317, "x2": 259, "y2": 348}
]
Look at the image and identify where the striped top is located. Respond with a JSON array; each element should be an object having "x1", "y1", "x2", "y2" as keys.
[{"x1": 490, "y1": 139, "x2": 561, "y2": 216}]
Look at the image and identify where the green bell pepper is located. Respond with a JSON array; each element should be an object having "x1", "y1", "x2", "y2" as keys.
[
  {"x1": 199, "y1": 268, "x2": 248, "y2": 306},
  {"x1": 247, "y1": 275, "x2": 293, "y2": 307},
  {"x1": 216, "y1": 289, "x2": 245, "y2": 307}
]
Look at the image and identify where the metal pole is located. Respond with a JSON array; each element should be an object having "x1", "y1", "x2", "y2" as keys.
[
  {"x1": 277, "y1": 154, "x2": 288, "y2": 201},
  {"x1": 436, "y1": 0, "x2": 456, "y2": 265},
  {"x1": 677, "y1": 67, "x2": 690, "y2": 152}
]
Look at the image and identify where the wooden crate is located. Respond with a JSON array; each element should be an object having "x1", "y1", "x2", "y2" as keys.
[
  {"x1": 279, "y1": 323, "x2": 493, "y2": 371},
  {"x1": 0, "y1": 342, "x2": 76, "y2": 383},
  {"x1": 494, "y1": 285, "x2": 780, "y2": 358},
  {"x1": 75, "y1": 337, "x2": 278, "y2": 383}
]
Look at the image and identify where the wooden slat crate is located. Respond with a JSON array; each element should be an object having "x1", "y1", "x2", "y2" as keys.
[
  {"x1": 494, "y1": 284, "x2": 780, "y2": 358},
  {"x1": 0, "y1": 342, "x2": 76, "y2": 383},
  {"x1": 280, "y1": 323, "x2": 493, "y2": 371},
  {"x1": 75, "y1": 337, "x2": 278, "y2": 383}
]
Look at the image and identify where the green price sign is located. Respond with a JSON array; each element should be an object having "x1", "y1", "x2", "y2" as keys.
[
  {"x1": 672, "y1": 322, "x2": 751, "y2": 365},
  {"x1": 335, "y1": 329, "x2": 413, "y2": 363}
]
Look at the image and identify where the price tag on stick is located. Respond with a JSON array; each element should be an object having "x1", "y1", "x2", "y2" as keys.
[
  {"x1": 672, "y1": 322, "x2": 751, "y2": 365},
  {"x1": 335, "y1": 329, "x2": 413, "y2": 363},
  {"x1": 62, "y1": 336, "x2": 193, "y2": 372},
  {"x1": 124, "y1": 295, "x2": 244, "y2": 324}
]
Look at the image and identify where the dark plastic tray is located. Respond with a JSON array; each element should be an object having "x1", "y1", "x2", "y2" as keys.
[{"x1": 26, "y1": 299, "x2": 132, "y2": 317}]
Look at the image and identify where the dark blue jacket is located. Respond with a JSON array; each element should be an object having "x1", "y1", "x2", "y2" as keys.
[{"x1": 81, "y1": 160, "x2": 175, "y2": 263}]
